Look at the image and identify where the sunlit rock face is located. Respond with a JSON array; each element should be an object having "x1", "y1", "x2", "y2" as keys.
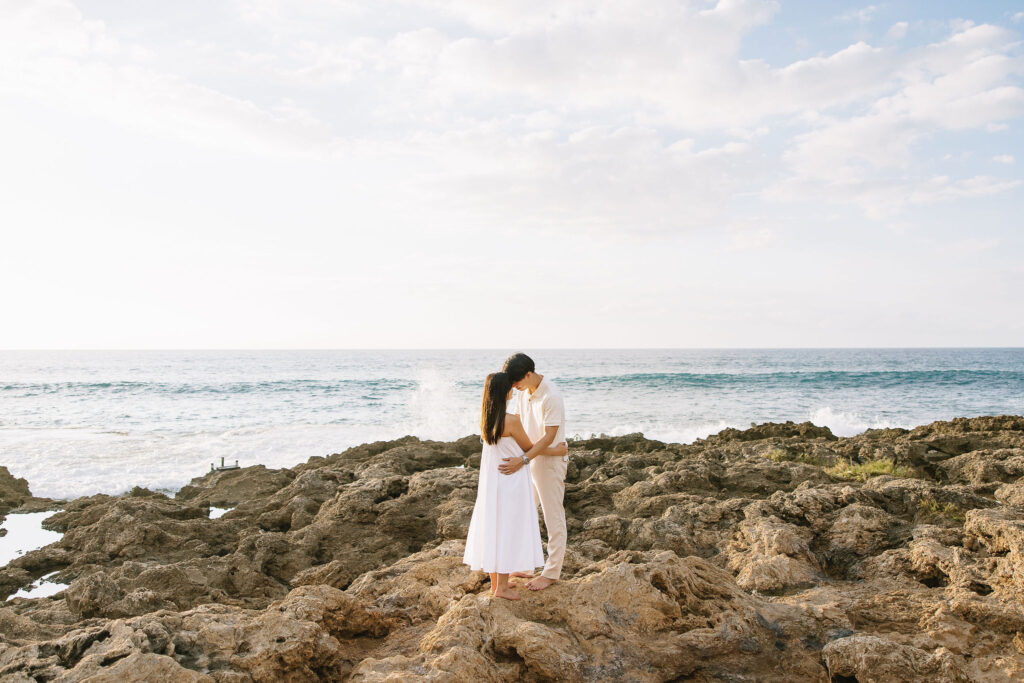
[{"x1": 2, "y1": 418, "x2": 1024, "y2": 681}]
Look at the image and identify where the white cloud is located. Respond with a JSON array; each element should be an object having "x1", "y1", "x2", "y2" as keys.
[
  {"x1": 839, "y1": 5, "x2": 879, "y2": 24},
  {"x1": 994, "y1": 154, "x2": 1015, "y2": 164},
  {"x1": 937, "y1": 237, "x2": 999, "y2": 254},
  {"x1": 418, "y1": 17, "x2": 908, "y2": 131},
  {"x1": 0, "y1": 0, "x2": 1021, "y2": 348},
  {"x1": 407, "y1": 0, "x2": 781, "y2": 35},
  {"x1": 768, "y1": 172, "x2": 1023, "y2": 221},
  {"x1": 216, "y1": 0, "x2": 906, "y2": 131},
  {"x1": 1012, "y1": 12, "x2": 1024, "y2": 24},
  {"x1": 728, "y1": 228, "x2": 779, "y2": 251},
  {"x1": 2, "y1": 0, "x2": 1022, "y2": 237},
  {"x1": 908, "y1": 175, "x2": 1022, "y2": 204},
  {"x1": 766, "y1": 23, "x2": 1024, "y2": 217},
  {"x1": 887, "y1": 21, "x2": 908, "y2": 39},
  {"x1": 402, "y1": 125, "x2": 761, "y2": 235},
  {"x1": 205, "y1": 7, "x2": 1024, "y2": 228},
  {"x1": 0, "y1": 0, "x2": 333, "y2": 157}
]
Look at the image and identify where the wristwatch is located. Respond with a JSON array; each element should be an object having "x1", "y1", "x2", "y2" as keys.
[{"x1": 521, "y1": 454, "x2": 530, "y2": 465}]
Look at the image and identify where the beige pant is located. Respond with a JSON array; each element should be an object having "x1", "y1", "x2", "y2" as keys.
[{"x1": 530, "y1": 455, "x2": 568, "y2": 580}]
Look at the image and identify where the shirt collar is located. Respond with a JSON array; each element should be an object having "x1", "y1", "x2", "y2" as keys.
[{"x1": 528, "y1": 377, "x2": 548, "y2": 402}]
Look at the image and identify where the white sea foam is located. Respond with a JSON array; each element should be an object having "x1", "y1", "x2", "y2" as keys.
[
  {"x1": 0, "y1": 365, "x2": 484, "y2": 500},
  {"x1": 403, "y1": 367, "x2": 478, "y2": 440},
  {"x1": 809, "y1": 407, "x2": 900, "y2": 438},
  {"x1": 0, "y1": 511, "x2": 63, "y2": 567},
  {"x1": 0, "y1": 425, "x2": 406, "y2": 500}
]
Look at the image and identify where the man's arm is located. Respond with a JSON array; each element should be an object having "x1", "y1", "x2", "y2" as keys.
[
  {"x1": 522, "y1": 425, "x2": 559, "y2": 460},
  {"x1": 537, "y1": 390, "x2": 566, "y2": 458},
  {"x1": 498, "y1": 425, "x2": 564, "y2": 475}
]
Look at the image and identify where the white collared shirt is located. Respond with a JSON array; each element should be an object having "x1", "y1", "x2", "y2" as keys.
[{"x1": 512, "y1": 377, "x2": 568, "y2": 461}]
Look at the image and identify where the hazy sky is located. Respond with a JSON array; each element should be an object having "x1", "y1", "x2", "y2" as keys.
[{"x1": 1, "y1": 0, "x2": 1022, "y2": 348}]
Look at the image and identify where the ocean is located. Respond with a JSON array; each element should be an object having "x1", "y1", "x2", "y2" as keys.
[{"x1": 1, "y1": 349, "x2": 1022, "y2": 500}]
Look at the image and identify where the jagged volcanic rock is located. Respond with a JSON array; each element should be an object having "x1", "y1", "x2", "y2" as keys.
[{"x1": 1, "y1": 417, "x2": 1023, "y2": 681}]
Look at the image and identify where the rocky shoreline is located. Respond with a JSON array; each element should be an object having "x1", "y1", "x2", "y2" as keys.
[{"x1": 1, "y1": 416, "x2": 1024, "y2": 680}]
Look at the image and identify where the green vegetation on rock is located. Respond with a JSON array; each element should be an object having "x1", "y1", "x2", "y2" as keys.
[
  {"x1": 762, "y1": 448, "x2": 828, "y2": 467},
  {"x1": 824, "y1": 458, "x2": 918, "y2": 482},
  {"x1": 917, "y1": 496, "x2": 965, "y2": 522}
]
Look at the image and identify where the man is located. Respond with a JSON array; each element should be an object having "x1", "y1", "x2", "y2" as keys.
[{"x1": 497, "y1": 352, "x2": 567, "y2": 591}]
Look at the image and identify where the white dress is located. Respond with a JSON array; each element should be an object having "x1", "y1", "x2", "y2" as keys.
[{"x1": 463, "y1": 436, "x2": 545, "y2": 574}]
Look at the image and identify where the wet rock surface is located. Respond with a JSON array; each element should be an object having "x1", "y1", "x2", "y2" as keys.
[
  {"x1": 2, "y1": 418, "x2": 1024, "y2": 680},
  {"x1": 0, "y1": 467, "x2": 58, "y2": 527}
]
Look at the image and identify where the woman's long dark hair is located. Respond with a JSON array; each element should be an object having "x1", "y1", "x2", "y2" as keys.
[{"x1": 480, "y1": 372, "x2": 512, "y2": 445}]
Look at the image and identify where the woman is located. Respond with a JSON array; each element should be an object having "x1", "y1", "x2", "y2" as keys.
[{"x1": 463, "y1": 372, "x2": 568, "y2": 600}]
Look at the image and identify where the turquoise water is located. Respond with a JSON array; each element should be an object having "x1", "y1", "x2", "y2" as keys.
[{"x1": 0, "y1": 349, "x2": 1021, "y2": 499}]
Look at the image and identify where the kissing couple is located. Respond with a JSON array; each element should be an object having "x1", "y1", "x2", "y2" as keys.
[{"x1": 463, "y1": 353, "x2": 569, "y2": 600}]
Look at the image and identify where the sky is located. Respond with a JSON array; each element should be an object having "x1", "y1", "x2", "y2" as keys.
[{"x1": 0, "y1": 0, "x2": 1022, "y2": 349}]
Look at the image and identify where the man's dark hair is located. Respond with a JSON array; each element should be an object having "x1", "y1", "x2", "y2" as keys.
[{"x1": 502, "y1": 353, "x2": 535, "y2": 383}]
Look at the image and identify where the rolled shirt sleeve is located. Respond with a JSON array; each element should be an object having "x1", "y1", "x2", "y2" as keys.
[{"x1": 542, "y1": 393, "x2": 565, "y2": 430}]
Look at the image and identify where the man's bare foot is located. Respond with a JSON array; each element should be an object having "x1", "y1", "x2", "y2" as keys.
[
  {"x1": 493, "y1": 587, "x2": 521, "y2": 600},
  {"x1": 527, "y1": 576, "x2": 557, "y2": 591},
  {"x1": 510, "y1": 571, "x2": 533, "y2": 578}
]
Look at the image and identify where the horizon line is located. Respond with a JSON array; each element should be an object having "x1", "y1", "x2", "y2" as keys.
[{"x1": 1, "y1": 346, "x2": 1023, "y2": 352}]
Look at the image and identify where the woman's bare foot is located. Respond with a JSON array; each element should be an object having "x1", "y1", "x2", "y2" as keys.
[
  {"x1": 510, "y1": 571, "x2": 533, "y2": 578},
  {"x1": 493, "y1": 586, "x2": 521, "y2": 600}
]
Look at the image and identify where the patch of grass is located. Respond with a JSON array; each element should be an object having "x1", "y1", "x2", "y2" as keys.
[
  {"x1": 824, "y1": 458, "x2": 917, "y2": 482},
  {"x1": 762, "y1": 448, "x2": 828, "y2": 467},
  {"x1": 917, "y1": 496, "x2": 965, "y2": 522}
]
